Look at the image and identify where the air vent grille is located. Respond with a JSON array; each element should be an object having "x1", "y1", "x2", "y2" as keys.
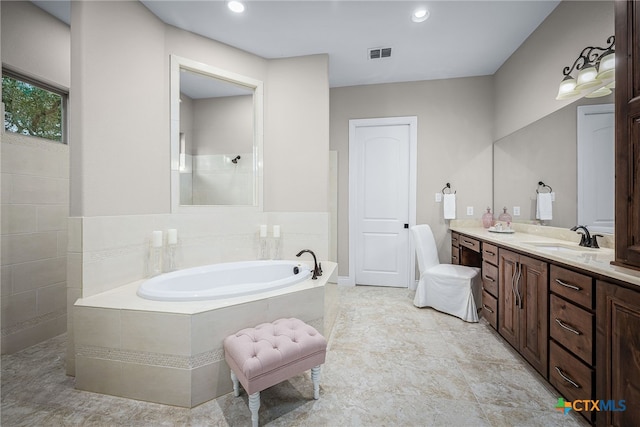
[{"x1": 368, "y1": 47, "x2": 392, "y2": 60}]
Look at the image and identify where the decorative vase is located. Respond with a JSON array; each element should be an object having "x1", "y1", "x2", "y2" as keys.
[
  {"x1": 498, "y1": 207, "x2": 512, "y2": 224},
  {"x1": 482, "y1": 207, "x2": 494, "y2": 228}
]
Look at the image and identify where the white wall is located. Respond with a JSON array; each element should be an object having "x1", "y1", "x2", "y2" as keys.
[
  {"x1": 70, "y1": 0, "x2": 167, "y2": 217},
  {"x1": 331, "y1": 77, "x2": 494, "y2": 277},
  {"x1": 1, "y1": 1, "x2": 70, "y2": 89},
  {"x1": 494, "y1": 1, "x2": 614, "y2": 140}
]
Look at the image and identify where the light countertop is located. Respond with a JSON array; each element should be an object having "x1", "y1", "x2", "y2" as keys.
[{"x1": 450, "y1": 224, "x2": 640, "y2": 290}]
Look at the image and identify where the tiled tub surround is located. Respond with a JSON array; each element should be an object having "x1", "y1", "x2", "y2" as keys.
[
  {"x1": 73, "y1": 261, "x2": 335, "y2": 407},
  {"x1": 66, "y1": 212, "x2": 330, "y2": 375},
  {"x1": 1, "y1": 133, "x2": 69, "y2": 354},
  {"x1": 449, "y1": 220, "x2": 640, "y2": 288}
]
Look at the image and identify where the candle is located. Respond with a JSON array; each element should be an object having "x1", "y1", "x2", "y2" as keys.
[
  {"x1": 260, "y1": 224, "x2": 267, "y2": 238},
  {"x1": 167, "y1": 229, "x2": 178, "y2": 245},
  {"x1": 273, "y1": 225, "x2": 280, "y2": 238},
  {"x1": 152, "y1": 230, "x2": 163, "y2": 248}
]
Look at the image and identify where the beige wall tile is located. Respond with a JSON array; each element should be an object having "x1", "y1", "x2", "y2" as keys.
[
  {"x1": 1, "y1": 232, "x2": 59, "y2": 265},
  {"x1": 67, "y1": 217, "x2": 82, "y2": 253},
  {"x1": 1, "y1": 205, "x2": 37, "y2": 234},
  {"x1": 119, "y1": 363, "x2": 191, "y2": 407},
  {"x1": 12, "y1": 257, "x2": 66, "y2": 293},
  {"x1": 191, "y1": 362, "x2": 233, "y2": 407},
  {"x1": 1, "y1": 313, "x2": 65, "y2": 354},
  {"x1": 75, "y1": 356, "x2": 123, "y2": 396},
  {"x1": 66, "y1": 253, "x2": 82, "y2": 290},
  {"x1": 57, "y1": 230, "x2": 67, "y2": 256},
  {"x1": 37, "y1": 205, "x2": 68, "y2": 231},
  {"x1": 73, "y1": 306, "x2": 121, "y2": 348},
  {"x1": 1, "y1": 291, "x2": 37, "y2": 327},
  {"x1": 82, "y1": 250, "x2": 146, "y2": 297},
  {"x1": 10, "y1": 175, "x2": 68, "y2": 205},
  {"x1": 1, "y1": 138, "x2": 69, "y2": 178},
  {"x1": 191, "y1": 299, "x2": 269, "y2": 354},
  {"x1": 37, "y1": 282, "x2": 67, "y2": 315},
  {"x1": 120, "y1": 311, "x2": 190, "y2": 355},
  {"x1": 1, "y1": 174, "x2": 12, "y2": 204},
  {"x1": 267, "y1": 287, "x2": 324, "y2": 325},
  {"x1": 1, "y1": 265, "x2": 12, "y2": 296}
]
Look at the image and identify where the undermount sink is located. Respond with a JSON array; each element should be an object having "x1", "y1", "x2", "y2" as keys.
[{"x1": 524, "y1": 242, "x2": 597, "y2": 253}]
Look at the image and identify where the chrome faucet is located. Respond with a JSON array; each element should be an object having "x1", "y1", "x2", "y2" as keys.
[
  {"x1": 570, "y1": 225, "x2": 602, "y2": 248},
  {"x1": 296, "y1": 249, "x2": 322, "y2": 280}
]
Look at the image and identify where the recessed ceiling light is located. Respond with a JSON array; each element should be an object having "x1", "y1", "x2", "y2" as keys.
[
  {"x1": 412, "y1": 8, "x2": 429, "y2": 23},
  {"x1": 228, "y1": 1, "x2": 245, "y2": 13}
]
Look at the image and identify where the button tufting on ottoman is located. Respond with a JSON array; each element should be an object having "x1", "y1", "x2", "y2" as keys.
[{"x1": 224, "y1": 318, "x2": 327, "y2": 427}]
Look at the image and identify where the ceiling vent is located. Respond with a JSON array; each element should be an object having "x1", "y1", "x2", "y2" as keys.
[{"x1": 368, "y1": 47, "x2": 392, "y2": 60}]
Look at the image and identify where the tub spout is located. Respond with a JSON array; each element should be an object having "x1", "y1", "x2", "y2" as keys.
[{"x1": 296, "y1": 249, "x2": 322, "y2": 280}]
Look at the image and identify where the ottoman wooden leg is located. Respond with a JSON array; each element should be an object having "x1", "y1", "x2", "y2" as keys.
[
  {"x1": 311, "y1": 365, "x2": 321, "y2": 399},
  {"x1": 230, "y1": 370, "x2": 240, "y2": 397},
  {"x1": 249, "y1": 392, "x2": 260, "y2": 427}
]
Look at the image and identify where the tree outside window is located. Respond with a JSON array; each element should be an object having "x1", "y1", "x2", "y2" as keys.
[{"x1": 2, "y1": 74, "x2": 65, "y2": 143}]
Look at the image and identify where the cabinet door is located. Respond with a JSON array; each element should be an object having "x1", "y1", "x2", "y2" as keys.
[
  {"x1": 596, "y1": 281, "x2": 640, "y2": 427},
  {"x1": 498, "y1": 249, "x2": 519, "y2": 349},
  {"x1": 519, "y1": 254, "x2": 548, "y2": 377}
]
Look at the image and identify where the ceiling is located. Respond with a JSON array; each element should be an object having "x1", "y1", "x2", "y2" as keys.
[{"x1": 32, "y1": 0, "x2": 560, "y2": 88}]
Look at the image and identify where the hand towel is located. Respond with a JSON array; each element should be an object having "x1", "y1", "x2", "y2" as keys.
[
  {"x1": 443, "y1": 193, "x2": 456, "y2": 219},
  {"x1": 536, "y1": 192, "x2": 553, "y2": 220}
]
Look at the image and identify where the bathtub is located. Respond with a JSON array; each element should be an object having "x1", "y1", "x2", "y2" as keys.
[{"x1": 137, "y1": 260, "x2": 312, "y2": 301}]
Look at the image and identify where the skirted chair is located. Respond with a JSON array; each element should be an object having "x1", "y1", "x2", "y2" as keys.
[{"x1": 411, "y1": 224, "x2": 482, "y2": 322}]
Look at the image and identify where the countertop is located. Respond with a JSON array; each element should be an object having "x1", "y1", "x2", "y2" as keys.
[{"x1": 450, "y1": 224, "x2": 640, "y2": 290}]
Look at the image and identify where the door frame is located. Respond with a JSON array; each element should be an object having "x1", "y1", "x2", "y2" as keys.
[{"x1": 347, "y1": 116, "x2": 417, "y2": 287}]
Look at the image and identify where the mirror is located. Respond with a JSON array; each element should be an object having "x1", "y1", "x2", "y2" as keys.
[
  {"x1": 170, "y1": 55, "x2": 263, "y2": 211},
  {"x1": 493, "y1": 94, "x2": 614, "y2": 233}
]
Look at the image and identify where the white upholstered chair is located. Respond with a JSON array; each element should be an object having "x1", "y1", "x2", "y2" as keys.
[{"x1": 411, "y1": 224, "x2": 482, "y2": 322}]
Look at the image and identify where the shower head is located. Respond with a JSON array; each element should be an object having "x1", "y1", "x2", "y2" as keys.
[{"x1": 231, "y1": 155, "x2": 241, "y2": 164}]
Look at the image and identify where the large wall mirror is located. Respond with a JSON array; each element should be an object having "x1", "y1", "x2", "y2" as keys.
[
  {"x1": 170, "y1": 55, "x2": 263, "y2": 211},
  {"x1": 493, "y1": 94, "x2": 614, "y2": 234}
]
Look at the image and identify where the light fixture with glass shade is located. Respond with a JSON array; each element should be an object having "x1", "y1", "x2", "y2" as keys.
[{"x1": 555, "y1": 35, "x2": 615, "y2": 100}]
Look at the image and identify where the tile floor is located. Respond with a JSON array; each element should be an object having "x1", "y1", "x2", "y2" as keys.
[{"x1": 2, "y1": 284, "x2": 589, "y2": 426}]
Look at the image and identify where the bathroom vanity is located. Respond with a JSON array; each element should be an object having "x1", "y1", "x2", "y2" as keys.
[{"x1": 450, "y1": 224, "x2": 640, "y2": 426}]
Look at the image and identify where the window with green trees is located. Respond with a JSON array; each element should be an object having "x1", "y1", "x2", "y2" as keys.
[{"x1": 2, "y1": 72, "x2": 66, "y2": 143}]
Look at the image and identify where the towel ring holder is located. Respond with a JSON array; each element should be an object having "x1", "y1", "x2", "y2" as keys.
[
  {"x1": 536, "y1": 181, "x2": 553, "y2": 194},
  {"x1": 442, "y1": 183, "x2": 456, "y2": 194}
]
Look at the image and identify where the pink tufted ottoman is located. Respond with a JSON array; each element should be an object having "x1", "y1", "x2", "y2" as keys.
[{"x1": 224, "y1": 318, "x2": 327, "y2": 427}]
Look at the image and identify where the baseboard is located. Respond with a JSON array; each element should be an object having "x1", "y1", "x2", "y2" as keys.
[{"x1": 337, "y1": 276, "x2": 355, "y2": 286}]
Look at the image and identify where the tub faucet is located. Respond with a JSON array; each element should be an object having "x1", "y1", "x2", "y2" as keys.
[
  {"x1": 296, "y1": 249, "x2": 322, "y2": 280},
  {"x1": 571, "y1": 225, "x2": 594, "y2": 247}
]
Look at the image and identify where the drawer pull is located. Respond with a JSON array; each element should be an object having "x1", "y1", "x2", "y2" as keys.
[
  {"x1": 554, "y1": 366, "x2": 581, "y2": 389},
  {"x1": 555, "y1": 279, "x2": 582, "y2": 291},
  {"x1": 483, "y1": 276, "x2": 495, "y2": 282},
  {"x1": 484, "y1": 250, "x2": 496, "y2": 256},
  {"x1": 452, "y1": 255, "x2": 458, "y2": 260},
  {"x1": 462, "y1": 239, "x2": 474, "y2": 245},
  {"x1": 482, "y1": 304, "x2": 494, "y2": 314},
  {"x1": 555, "y1": 318, "x2": 582, "y2": 335}
]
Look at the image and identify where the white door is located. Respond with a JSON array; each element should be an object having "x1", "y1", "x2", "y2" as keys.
[
  {"x1": 349, "y1": 117, "x2": 416, "y2": 287},
  {"x1": 577, "y1": 104, "x2": 614, "y2": 234}
]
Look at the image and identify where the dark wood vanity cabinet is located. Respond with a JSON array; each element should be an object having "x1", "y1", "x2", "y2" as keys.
[
  {"x1": 481, "y1": 243, "x2": 499, "y2": 329},
  {"x1": 596, "y1": 281, "x2": 640, "y2": 427},
  {"x1": 451, "y1": 232, "x2": 460, "y2": 265},
  {"x1": 549, "y1": 265, "x2": 596, "y2": 423},
  {"x1": 498, "y1": 248, "x2": 548, "y2": 376}
]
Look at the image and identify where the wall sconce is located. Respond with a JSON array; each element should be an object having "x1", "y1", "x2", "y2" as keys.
[{"x1": 556, "y1": 35, "x2": 615, "y2": 100}]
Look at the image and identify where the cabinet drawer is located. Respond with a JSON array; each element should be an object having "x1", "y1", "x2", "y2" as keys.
[
  {"x1": 550, "y1": 295, "x2": 593, "y2": 365},
  {"x1": 482, "y1": 261, "x2": 498, "y2": 297},
  {"x1": 549, "y1": 340, "x2": 594, "y2": 415},
  {"x1": 451, "y1": 246, "x2": 460, "y2": 265},
  {"x1": 459, "y1": 235, "x2": 480, "y2": 253},
  {"x1": 482, "y1": 243, "x2": 498, "y2": 265},
  {"x1": 482, "y1": 290, "x2": 497, "y2": 329},
  {"x1": 550, "y1": 265, "x2": 593, "y2": 309},
  {"x1": 451, "y1": 232, "x2": 459, "y2": 248}
]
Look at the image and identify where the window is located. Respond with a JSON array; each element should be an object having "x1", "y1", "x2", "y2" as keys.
[{"x1": 2, "y1": 70, "x2": 67, "y2": 143}]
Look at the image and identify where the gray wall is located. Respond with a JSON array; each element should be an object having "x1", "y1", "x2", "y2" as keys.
[{"x1": 331, "y1": 77, "x2": 494, "y2": 276}]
